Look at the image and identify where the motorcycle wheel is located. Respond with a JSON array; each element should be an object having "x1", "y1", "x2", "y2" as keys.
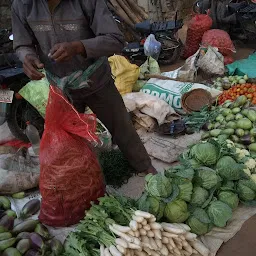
[
  {"x1": 158, "y1": 39, "x2": 183, "y2": 65},
  {"x1": 193, "y1": 0, "x2": 202, "y2": 14},
  {"x1": 7, "y1": 97, "x2": 44, "y2": 142}
]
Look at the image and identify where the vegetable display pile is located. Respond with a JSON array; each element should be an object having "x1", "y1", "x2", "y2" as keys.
[
  {"x1": 135, "y1": 138, "x2": 256, "y2": 238},
  {"x1": 212, "y1": 75, "x2": 249, "y2": 91},
  {"x1": 0, "y1": 196, "x2": 64, "y2": 255},
  {"x1": 202, "y1": 95, "x2": 256, "y2": 150},
  {"x1": 64, "y1": 195, "x2": 209, "y2": 256},
  {"x1": 218, "y1": 83, "x2": 256, "y2": 105}
]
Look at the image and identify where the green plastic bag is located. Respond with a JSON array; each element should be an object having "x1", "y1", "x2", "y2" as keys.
[
  {"x1": 226, "y1": 53, "x2": 256, "y2": 78},
  {"x1": 19, "y1": 72, "x2": 50, "y2": 118}
]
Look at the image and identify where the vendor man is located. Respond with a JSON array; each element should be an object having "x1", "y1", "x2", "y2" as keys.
[{"x1": 12, "y1": 0, "x2": 156, "y2": 175}]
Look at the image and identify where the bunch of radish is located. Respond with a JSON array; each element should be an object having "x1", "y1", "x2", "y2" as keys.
[{"x1": 101, "y1": 210, "x2": 210, "y2": 256}]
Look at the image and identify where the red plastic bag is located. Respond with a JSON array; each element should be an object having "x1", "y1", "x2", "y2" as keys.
[
  {"x1": 39, "y1": 86, "x2": 105, "y2": 227},
  {"x1": 202, "y1": 29, "x2": 236, "y2": 56},
  {"x1": 182, "y1": 15, "x2": 213, "y2": 59},
  {"x1": 224, "y1": 55, "x2": 234, "y2": 65}
]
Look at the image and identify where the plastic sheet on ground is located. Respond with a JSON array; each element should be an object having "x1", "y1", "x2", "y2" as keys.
[{"x1": 0, "y1": 122, "x2": 15, "y2": 145}]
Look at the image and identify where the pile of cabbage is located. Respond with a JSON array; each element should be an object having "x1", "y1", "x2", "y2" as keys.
[{"x1": 137, "y1": 139, "x2": 256, "y2": 236}]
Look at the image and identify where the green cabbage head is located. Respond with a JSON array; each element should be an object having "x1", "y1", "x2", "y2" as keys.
[
  {"x1": 164, "y1": 199, "x2": 190, "y2": 223},
  {"x1": 194, "y1": 167, "x2": 219, "y2": 190},
  {"x1": 191, "y1": 142, "x2": 219, "y2": 166},
  {"x1": 137, "y1": 193, "x2": 166, "y2": 221},
  {"x1": 190, "y1": 187, "x2": 209, "y2": 207},
  {"x1": 218, "y1": 191, "x2": 239, "y2": 210},
  {"x1": 237, "y1": 180, "x2": 256, "y2": 201},
  {"x1": 145, "y1": 174, "x2": 172, "y2": 198},
  {"x1": 173, "y1": 177, "x2": 193, "y2": 202},
  {"x1": 207, "y1": 201, "x2": 232, "y2": 227},
  {"x1": 187, "y1": 208, "x2": 212, "y2": 235},
  {"x1": 216, "y1": 156, "x2": 242, "y2": 181}
]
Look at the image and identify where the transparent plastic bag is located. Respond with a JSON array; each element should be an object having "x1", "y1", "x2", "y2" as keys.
[{"x1": 144, "y1": 34, "x2": 162, "y2": 60}]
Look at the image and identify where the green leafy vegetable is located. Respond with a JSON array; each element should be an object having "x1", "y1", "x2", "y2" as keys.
[
  {"x1": 164, "y1": 199, "x2": 190, "y2": 223},
  {"x1": 191, "y1": 142, "x2": 219, "y2": 166},
  {"x1": 194, "y1": 167, "x2": 219, "y2": 190},
  {"x1": 172, "y1": 177, "x2": 193, "y2": 202},
  {"x1": 145, "y1": 173, "x2": 172, "y2": 198},
  {"x1": 190, "y1": 187, "x2": 209, "y2": 207},
  {"x1": 187, "y1": 208, "x2": 212, "y2": 235},
  {"x1": 237, "y1": 180, "x2": 256, "y2": 201},
  {"x1": 137, "y1": 192, "x2": 165, "y2": 221},
  {"x1": 207, "y1": 201, "x2": 233, "y2": 227},
  {"x1": 218, "y1": 191, "x2": 239, "y2": 210},
  {"x1": 216, "y1": 156, "x2": 242, "y2": 181}
]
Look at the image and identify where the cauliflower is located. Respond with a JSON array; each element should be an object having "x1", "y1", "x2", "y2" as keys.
[
  {"x1": 227, "y1": 140, "x2": 235, "y2": 148},
  {"x1": 236, "y1": 148, "x2": 250, "y2": 160},
  {"x1": 251, "y1": 174, "x2": 256, "y2": 183},
  {"x1": 243, "y1": 168, "x2": 251, "y2": 176},
  {"x1": 245, "y1": 158, "x2": 256, "y2": 170}
]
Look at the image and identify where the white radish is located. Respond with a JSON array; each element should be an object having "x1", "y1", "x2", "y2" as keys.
[
  {"x1": 141, "y1": 236, "x2": 151, "y2": 249},
  {"x1": 143, "y1": 247, "x2": 152, "y2": 255},
  {"x1": 148, "y1": 216, "x2": 156, "y2": 223},
  {"x1": 191, "y1": 241, "x2": 210, "y2": 256},
  {"x1": 192, "y1": 249, "x2": 199, "y2": 254},
  {"x1": 155, "y1": 239, "x2": 162, "y2": 249},
  {"x1": 160, "y1": 245, "x2": 169, "y2": 256},
  {"x1": 138, "y1": 224, "x2": 143, "y2": 229},
  {"x1": 151, "y1": 251, "x2": 160, "y2": 256},
  {"x1": 143, "y1": 224, "x2": 151, "y2": 231},
  {"x1": 132, "y1": 215, "x2": 144, "y2": 223},
  {"x1": 152, "y1": 229, "x2": 162, "y2": 239},
  {"x1": 174, "y1": 248, "x2": 182, "y2": 255},
  {"x1": 162, "y1": 231, "x2": 179, "y2": 238},
  {"x1": 139, "y1": 228, "x2": 147, "y2": 236},
  {"x1": 115, "y1": 238, "x2": 128, "y2": 249},
  {"x1": 109, "y1": 245, "x2": 122, "y2": 256},
  {"x1": 112, "y1": 224, "x2": 131, "y2": 233},
  {"x1": 169, "y1": 238, "x2": 176, "y2": 248},
  {"x1": 109, "y1": 225, "x2": 133, "y2": 243},
  {"x1": 150, "y1": 222, "x2": 162, "y2": 230},
  {"x1": 149, "y1": 237, "x2": 158, "y2": 250},
  {"x1": 180, "y1": 235, "x2": 186, "y2": 241},
  {"x1": 134, "y1": 210, "x2": 152, "y2": 219},
  {"x1": 135, "y1": 250, "x2": 147, "y2": 256},
  {"x1": 162, "y1": 237, "x2": 169, "y2": 244},
  {"x1": 147, "y1": 230, "x2": 155, "y2": 237},
  {"x1": 116, "y1": 245, "x2": 126, "y2": 254},
  {"x1": 177, "y1": 223, "x2": 191, "y2": 232},
  {"x1": 133, "y1": 237, "x2": 141, "y2": 246},
  {"x1": 126, "y1": 249, "x2": 132, "y2": 256},
  {"x1": 134, "y1": 230, "x2": 140, "y2": 237},
  {"x1": 184, "y1": 243, "x2": 193, "y2": 255},
  {"x1": 128, "y1": 230, "x2": 135, "y2": 237},
  {"x1": 130, "y1": 220, "x2": 139, "y2": 231},
  {"x1": 142, "y1": 219, "x2": 147, "y2": 226},
  {"x1": 184, "y1": 232, "x2": 197, "y2": 241},
  {"x1": 166, "y1": 244, "x2": 173, "y2": 252},
  {"x1": 181, "y1": 250, "x2": 192, "y2": 256},
  {"x1": 128, "y1": 243, "x2": 142, "y2": 250},
  {"x1": 100, "y1": 244, "x2": 105, "y2": 256},
  {"x1": 104, "y1": 248, "x2": 112, "y2": 256},
  {"x1": 161, "y1": 223, "x2": 186, "y2": 234}
]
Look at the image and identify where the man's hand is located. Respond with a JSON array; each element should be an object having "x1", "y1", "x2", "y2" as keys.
[
  {"x1": 23, "y1": 55, "x2": 45, "y2": 80},
  {"x1": 49, "y1": 41, "x2": 86, "y2": 63}
]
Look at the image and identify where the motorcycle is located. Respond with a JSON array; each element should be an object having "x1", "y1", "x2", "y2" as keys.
[
  {"x1": 193, "y1": 0, "x2": 256, "y2": 42},
  {"x1": 0, "y1": 29, "x2": 44, "y2": 142},
  {"x1": 122, "y1": 17, "x2": 184, "y2": 66}
]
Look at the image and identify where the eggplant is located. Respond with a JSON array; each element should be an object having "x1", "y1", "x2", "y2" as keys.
[
  {"x1": 0, "y1": 209, "x2": 5, "y2": 219},
  {"x1": 48, "y1": 239, "x2": 64, "y2": 255},
  {"x1": 16, "y1": 232, "x2": 31, "y2": 242},
  {"x1": 2, "y1": 247, "x2": 22, "y2": 256},
  {"x1": 24, "y1": 249, "x2": 41, "y2": 256},
  {"x1": 16, "y1": 239, "x2": 31, "y2": 254},
  {"x1": 13, "y1": 220, "x2": 39, "y2": 235},
  {"x1": 30, "y1": 233, "x2": 46, "y2": 252},
  {"x1": 240, "y1": 134, "x2": 255, "y2": 146},
  {"x1": 34, "y1": 224, "x2": 50, "y2": 240},
  {"x1": 0, "y1": 232, "x2": 12, "y2": 241},
  {"x1": 0, "y1": 238, "x2": 16, "y2": 251},
  {"x1": 20, "y1": 200, "x2": 41, "y2": 220},
  {"x1": 0, "y1": 215, "x2": 14, "y2": 231}
]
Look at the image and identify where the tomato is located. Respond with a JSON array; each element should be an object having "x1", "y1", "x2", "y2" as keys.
[{"x1": 247, "y1": 94, "x2": 253, "y2": 99}]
